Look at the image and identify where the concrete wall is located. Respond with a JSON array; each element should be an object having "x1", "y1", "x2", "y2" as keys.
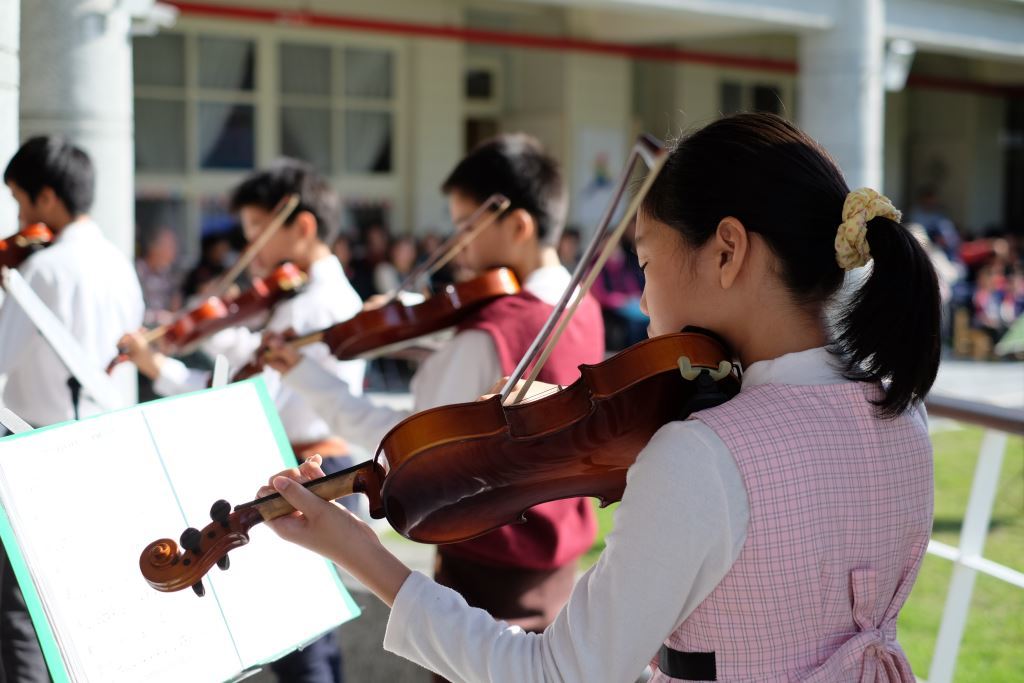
[
  {"x1": 632, "y1": 58, "x2": 678, "y2": 141},
  {"x1": 563, "y1": 52, "x2": 633, "y2": 232},
  {"x1": 906, "y1": 87, "x2": 1007, "y2": 233},
  {"x1": 966, "y1": 94, "x2": 1007, "y2": 233},
  {"x1": 884, "y1": 89, "x2": 910, "y2": 209},
  {"x1": 634, "y1": 34, "x2": 799, "y2": 138},
  {"x1": 408, "y1": 39, "x2": 463, "y2": 232}
]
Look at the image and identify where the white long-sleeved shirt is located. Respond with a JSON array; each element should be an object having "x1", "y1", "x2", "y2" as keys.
[
  {"x1": 382, "y1": 348, "x2": 866, "y2": 683},
  {"x1": 153, "y1": 255, "x2": 365, "y2": 443},
  {"x1": 0, "y1": 219, "x2": 143, "y2": 427},
  {"x1": 282, "y1": 265, "x2": 573, "y2": 452}
]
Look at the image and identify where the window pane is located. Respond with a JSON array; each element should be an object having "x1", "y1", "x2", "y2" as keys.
[
  {"x1": 753, "y1": 85, "x2": 783, "y2": 115},
  {"x1": 344, "y1": 48, "x2": 392, "y2": 99},
  {"x1": 720, "y1": 81, "x2": 743, "y2": 116},
  {"x1": 280, "y1": 43, "x2": 330, "y2": 96},
  {"x1": 135, "y1": 99, "x2": 186, "y2": 172},
  {"x1": 135, "y1": 197, "x2": 188, "y2": 262},
  {"x1": 134, "y1": 34, "x2": 185, "y2": 87},
  {"x1": 342, "y1": 110, "x2": 392, "y2": 174},
  {"x1": 198, "y1": 102, "x2": 254, "y2": 169},
  {"x1": 281, "y1": 106, "x2": 331, "y2": 171},
  {"x1": 198, "y1": 37, "x2": 255, "y2": 91},
  {"x1": 465, "y1": 69, "x2": 494, "y2": 99}
]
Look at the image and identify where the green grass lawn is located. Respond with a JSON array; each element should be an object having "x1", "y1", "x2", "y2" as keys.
[{"x1": 580, "y1": 425, "x2": 1024, "y2": 682}]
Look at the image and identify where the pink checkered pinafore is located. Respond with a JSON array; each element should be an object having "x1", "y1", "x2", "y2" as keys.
[{"x1": 653, "y1": 381, "x2": 933, "y2": 682}]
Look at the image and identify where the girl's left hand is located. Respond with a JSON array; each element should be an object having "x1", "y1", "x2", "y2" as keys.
[{"x1": 257, "y1": 455, "x2": 412, "y2": 606}]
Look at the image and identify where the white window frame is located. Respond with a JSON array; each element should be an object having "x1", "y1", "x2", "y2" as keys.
[{"x1": 134, "y1": 17, "x2": 407, "y2": 262}]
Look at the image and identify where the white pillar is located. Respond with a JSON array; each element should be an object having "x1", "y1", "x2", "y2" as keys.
[
  {"x1": 20, "y1": 0, "x2": 135, "y2": 259},
  {"x1": 0, "y1": 0, "x2": 17, "y2": 344},
  {"x1": 0, "y1": 0, "x2": 18, "y2": 227},
  {"x1": 798, "y1": 0, "x2": 885, "y2": 190},
  {"x1": 409, "y1": 39, "x2": 462, "y2": 234}
]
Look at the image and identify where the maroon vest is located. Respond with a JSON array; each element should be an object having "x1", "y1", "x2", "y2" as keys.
[{"x1": 442, "y1": 289, "x2": 604, "y2": 570}]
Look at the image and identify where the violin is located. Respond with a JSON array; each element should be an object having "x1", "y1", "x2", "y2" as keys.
[
  {"x1": 140, "y1": 135, "x2": 693, "y2": 596},
  {"x1": 140, "y1": 330, "x2": 737, "y2": 596},
  {"x1": 231, "y1": 194, "x2": 514, "y2": 381},
  {"x1": 231, "y1": 266, "x2": 520, "y2": 381},
  {"x1": 106, "y1": 262, "x2": 307, "y2": 372},
  {"x1": 0, "y1": 224, "x2": 53, "y2": 270},
  {"x1": 107, "y1": 194, "x2": 302, "y2": 372}
]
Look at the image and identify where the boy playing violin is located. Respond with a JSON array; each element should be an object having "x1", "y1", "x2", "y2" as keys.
[
  {"x1": 0, "y1": 136, "x2": 144, "y2": 683},
  {"x1": 117, "y1": 158, "x2": 363, "y2": 683},
  {"x1": 261, "y1": 134, "x2": 604, "y2": 654}
]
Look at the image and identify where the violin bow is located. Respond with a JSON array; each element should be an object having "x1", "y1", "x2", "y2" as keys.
[
  {"x1": 384, "y1": 193, "x2": 511, "y2": 304},
  {"x1": 501, "y1": 135, "x2": 668, "y2": 405},
  {"x1": 255, "y1": 194, "x2": 513, "y2": 361},
  {"x1": 134, "y1": 194, "x2": 302, "y2": 346},
  {"x1": 208, "y1": 193, "x2": 301, "y2": 299}
]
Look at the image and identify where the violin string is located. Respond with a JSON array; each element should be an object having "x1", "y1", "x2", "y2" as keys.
[
  {"x1": 140, "y1": 194, "x2": 300, "y2": 347},
  {"x1": 386, "y1": 193, "x2": 510, "y2": 304},
  {"x1": 207, "y1": 193, "x2": 301, "y2": 300},
  {"x1": 499, "y1": 136, "x2": 667, "y2": 405},
  {"x1": 512, "y1": 153, "x2": 667, "y2": 405}
]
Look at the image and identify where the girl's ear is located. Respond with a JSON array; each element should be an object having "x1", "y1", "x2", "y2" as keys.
[{"x1": 713, "y1": 216, "x2": 749, "y2": 290}]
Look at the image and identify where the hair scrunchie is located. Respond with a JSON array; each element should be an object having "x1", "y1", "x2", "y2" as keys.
[{"x1": 834, "y1": 188, "x2": 902, "y2": 271}]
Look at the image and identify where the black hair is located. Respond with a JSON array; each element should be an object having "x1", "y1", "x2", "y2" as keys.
[
  {"x1": 4, "y1": 136, "x2": 95, "y2": 215},
  {"x1": 229, "y1": 158, "x2": 339, "y2": 243},
  {"x1": 642, "y1": 113, "x2": 940, "y2": 418},
  {"x1": 442, "y1": 133, "x2": 568, "y2": 246}
]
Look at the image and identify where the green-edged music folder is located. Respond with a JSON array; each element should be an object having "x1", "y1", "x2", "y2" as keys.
[{"x1": 0, "y1": 379, "x2": 360, "y2": 682}]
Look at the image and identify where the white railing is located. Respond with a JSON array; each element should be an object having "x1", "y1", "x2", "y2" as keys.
[{"x1": 922, "y1": 395, "x2": 1024, "y2": 683}]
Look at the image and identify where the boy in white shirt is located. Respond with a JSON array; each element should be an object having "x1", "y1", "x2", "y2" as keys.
[
  {"x1": 0, "y1": 136, "x2": 144, "y2": 682},
  {"x1": 118, "y1": 159, "x2": 363, "y2": 683}
]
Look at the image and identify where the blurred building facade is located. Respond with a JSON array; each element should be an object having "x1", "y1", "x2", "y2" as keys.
[{"x1": 0, "y1": 0, "x2": 1022, "y2": 264}]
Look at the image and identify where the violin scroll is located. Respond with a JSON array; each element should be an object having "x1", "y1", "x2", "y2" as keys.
[
  {"x1": 141, "y1": 461, "x2": 387, "y2": 595},
  {"x1": 139, "y1": 499, "x2": 263, "y2": 597}
]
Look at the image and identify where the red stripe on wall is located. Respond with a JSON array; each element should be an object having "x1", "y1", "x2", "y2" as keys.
[
  {"x1": 167, "y1": 1, "x2": 1024, "y2": 97},
  {"x1": 167, "y1": 1, "x2": 797, "y2": 73},
  {"x1": 906, "y1": 74, "x2": 1024, "y2": 98}
]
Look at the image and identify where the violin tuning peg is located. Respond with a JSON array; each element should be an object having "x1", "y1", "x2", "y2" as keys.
[
  {"x1": 191, "y1": 581, "x2": 205, "y2": 598},
  {"x1": 210, "y1": 499, "x2": 232, "y2": 527},
  {"x1": 180, "y1": 527, "x2": 203, "y2": 555},
  {"x1": 676, "y1": 356, "x2": 701, "y2": 381},
  {"x1": 709, "y1": 360, "x2": 733, "y2": 382},
  {"x1": 217, "y1": 555, "x2": 230, "y2": 571}
]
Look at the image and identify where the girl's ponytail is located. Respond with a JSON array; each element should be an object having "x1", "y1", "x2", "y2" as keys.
[{"x1": 832, "y1": 215, "x2": 941, "y2": 417}]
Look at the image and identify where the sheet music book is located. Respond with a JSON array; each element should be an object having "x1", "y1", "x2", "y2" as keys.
[{"x1": 0, "y1": 380, "x2": 360, "y2": 683}]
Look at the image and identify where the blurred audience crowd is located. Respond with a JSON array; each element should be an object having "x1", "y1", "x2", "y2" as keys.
[
  {"x1": 134, "y1": 187, "x2": 1024, "y2": 384},
  {"x1": 908, "y1": 188, "x2": 1023, "y2": 360}
]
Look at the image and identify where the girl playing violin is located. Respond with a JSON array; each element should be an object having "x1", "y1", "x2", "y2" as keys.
[{"x1": 261, "y1": 113, "x2": 939, "y2": 683}]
